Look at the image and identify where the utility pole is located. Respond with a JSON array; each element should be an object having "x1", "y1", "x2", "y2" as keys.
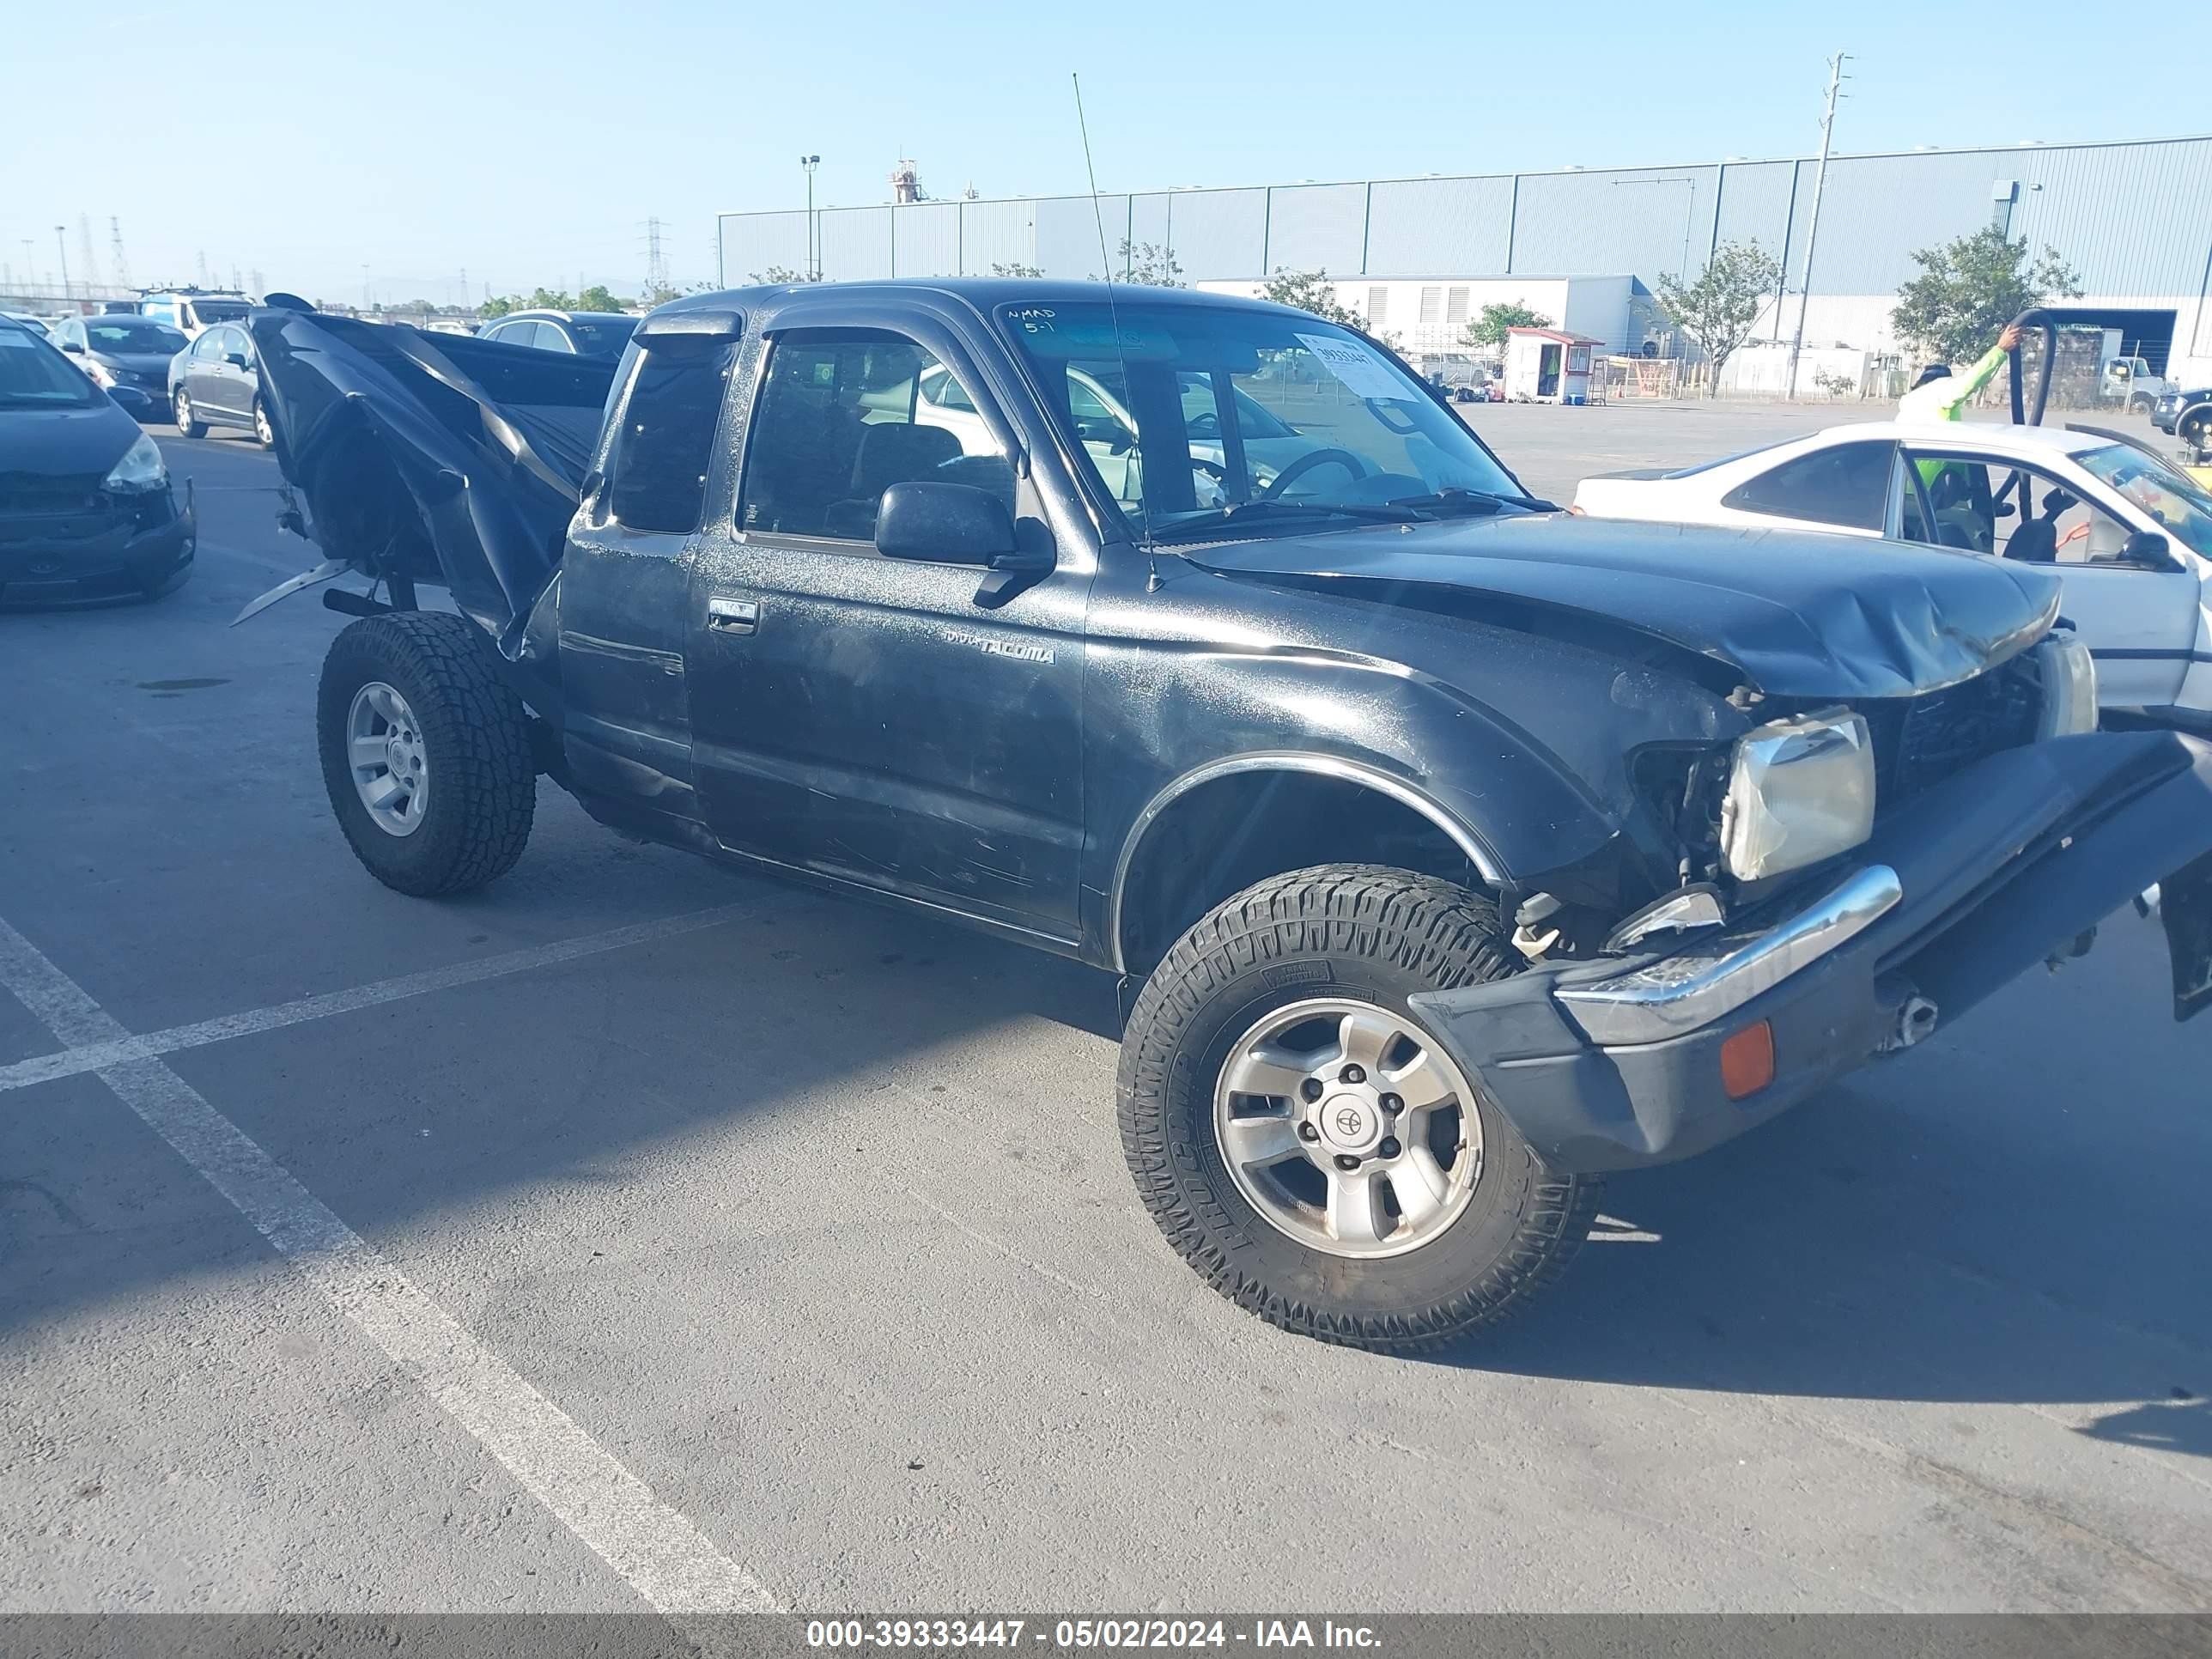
[
  {"x1": 1785, "y1": 52, "x2": 1849, "y2": 400},
  {"x1": 54, "y1": 227, "x2": 71, "y2": 301},
  {"x1": 800, "y1": 155, "x2": 821, "y2": 280}
]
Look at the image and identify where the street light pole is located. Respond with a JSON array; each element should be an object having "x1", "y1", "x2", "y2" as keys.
[
  {"x1": 54, "y1": 226, "x2": 70, "y2": 301},
  {"x1": 1785, "y1": 52, "x2": 1850, "y2": 400},
  {"x1": 799, "y1": 155, "x2": 822, "y2": 280}
]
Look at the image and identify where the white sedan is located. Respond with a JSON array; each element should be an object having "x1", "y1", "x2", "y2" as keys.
[{"x1": 1574, "y1": 421, "x2": 2212, "y2": 722}]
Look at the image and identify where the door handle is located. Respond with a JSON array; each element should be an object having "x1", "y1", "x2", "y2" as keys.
[{"x1": 706, "y1": 597, "x2": 759, "y2": 635}]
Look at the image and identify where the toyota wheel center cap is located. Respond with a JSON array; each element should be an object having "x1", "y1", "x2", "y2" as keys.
[{"x1": 1317, "y1": 1093, "x2": 1381, "y2": 1155}]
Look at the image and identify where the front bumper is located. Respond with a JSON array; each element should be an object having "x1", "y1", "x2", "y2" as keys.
[
  {"x1": 0, "y1": 489, "x2": 197, "y2": 607},
  {"x1": 1411, "y1": 731, "x2": 2212, "y2": 1174}
]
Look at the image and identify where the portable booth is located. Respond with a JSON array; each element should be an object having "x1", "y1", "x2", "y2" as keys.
[{"x1": 1504, "y1": 328, "x2": 1602, "y2": 404}]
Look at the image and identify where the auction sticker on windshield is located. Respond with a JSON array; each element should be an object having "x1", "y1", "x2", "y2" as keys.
[{"x1": 1294, "y1": 332, "x2": 1407, "y2": 401}]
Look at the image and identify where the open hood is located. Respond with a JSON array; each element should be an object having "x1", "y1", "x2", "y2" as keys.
[
  {"x1": 244, "y1": 307, "x2": 617, "y2": 647},
  {"x1": 1188, "y1": 513, "x2": 2063, "y2": 699}
]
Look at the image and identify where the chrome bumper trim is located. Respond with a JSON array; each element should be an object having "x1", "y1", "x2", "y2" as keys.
[{"x1": 1556, "y1": 864, "x2": 1904, "y2": 1046}]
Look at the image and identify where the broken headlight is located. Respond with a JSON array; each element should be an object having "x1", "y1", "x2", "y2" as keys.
[
  {"x1": 2032, "y1": 633, "x2": 2099, "y2": 739},
  {"x1": 1720, "y1": 710, "x2": 1875, "y2": 882}
]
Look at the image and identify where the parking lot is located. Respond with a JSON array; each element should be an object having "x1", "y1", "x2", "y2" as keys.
[{"x1": 3, "y1": 404, "x2": 2209, "y2": 1617}]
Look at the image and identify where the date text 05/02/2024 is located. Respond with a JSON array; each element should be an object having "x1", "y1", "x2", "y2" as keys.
[{"x1": 804, "y1": 1620, "x2": 1383, "y2": 1650}]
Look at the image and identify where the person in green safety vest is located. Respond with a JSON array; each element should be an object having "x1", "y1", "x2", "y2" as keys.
[
  {"x1": 1899, "y1": 322, "x2": 2027, "y2": 544},
  {"x1": 1899, "y1": 321, "x2": 2025, "y2": 426}
]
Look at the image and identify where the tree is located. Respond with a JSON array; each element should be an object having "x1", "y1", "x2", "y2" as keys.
[
  {"x1": 1117, "y1": 240, "x2": 1183, "y2": 287},
  {"x1": 1890, "y1": 226, "x2": 2083, "y2": 366},
  {"x1": 574, "y1": 284, "x2": 624, "y2": 313},
  {"x1": 479, "y1": 295, "x2": 516, "y2": 318},
  {"x1": 1260, "y1": 268, "x2": 1362, "y2": 330},
  {"x1": 989, "y1": 261, "x2": 1044, "y2": 278},
  {"x1": 1462, "y1": 301, "x2": 1551, "y2": 349},
  {"x1": 748, "y1": 265, "x2": 823, "y2": 285},
  {"x1": 1655, "y1": 240, "x2": 1784, "y2": 398}
]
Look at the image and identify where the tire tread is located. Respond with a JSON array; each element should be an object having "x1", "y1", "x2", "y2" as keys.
[{"x1": 1117, "y1": 863, "x2": 1601, "y2": 1354}]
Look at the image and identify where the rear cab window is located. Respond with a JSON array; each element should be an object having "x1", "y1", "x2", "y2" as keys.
[{"x1": 603, "y1": 335, "x2": 741, "y2": 534}]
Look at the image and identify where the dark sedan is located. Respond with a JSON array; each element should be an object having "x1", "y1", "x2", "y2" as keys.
[
  {"x1": 1, "y1": 319, "x2": 195, "y2": 605},
  {"x1": 50, "y1": 313, "x2": 189, "y2": 420},
  {"x1": 2154, "y1": 384, "x2": 2211, "y2": 434},
  {"x1": 167, "y1": 323, "x2": 272, "y2": 445}
]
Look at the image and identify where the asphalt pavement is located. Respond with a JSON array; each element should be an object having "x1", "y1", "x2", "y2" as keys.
[{"x1": 3, "y1": 414, "x2": 2208, "y2": 1618}]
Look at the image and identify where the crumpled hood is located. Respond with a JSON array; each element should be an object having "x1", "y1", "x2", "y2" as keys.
[{"x1": 1188, "y1": 512, "x2": 2063, "y2": 698}]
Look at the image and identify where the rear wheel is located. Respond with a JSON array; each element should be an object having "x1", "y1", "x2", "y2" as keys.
[
  {"x1": 316, "y1": 612, "x2": 536, "y2": 896},
  {"x1": 173, "y1": 390, "x2": 206, "y2": 439},
  {"x1": 1118, "y1": 864, "x2": 1601, "y2": 1352},
  {"x1": 252, "y1": 397, "x2": 274, "y2": 447}
]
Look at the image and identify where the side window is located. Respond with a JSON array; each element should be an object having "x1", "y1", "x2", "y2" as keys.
[
  {"x1": 1901, "y1": 453, "x2": 2141, "y2": 564},
  {"x1": 1721, "y1": 441, "x2": 1893, "y2": 531},
  {"x1": 605, "y1": 341, "x2": 738, "y2": 533},
  {"x1": 484, "y1": 320, "x2": 530, "y2": 348},
  {"x1": 539, "y1": 324, "x2": 577, "y2": 355},
  {"x1": 738, "y1": 329, "x2": 1011, "y2": 544}
]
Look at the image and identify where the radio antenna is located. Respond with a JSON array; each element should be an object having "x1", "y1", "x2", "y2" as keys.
[{"x1": 1072, "y1": 71, "x2": 1158, "y2": 586}]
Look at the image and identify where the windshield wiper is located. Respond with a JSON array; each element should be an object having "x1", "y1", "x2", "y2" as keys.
[
  {"x1": 1151, "y1": 499, "x2": 1430, "y2": 543},
  {"x1": 1385, "y1": 487, "x2": 1544, "y2": 516}
]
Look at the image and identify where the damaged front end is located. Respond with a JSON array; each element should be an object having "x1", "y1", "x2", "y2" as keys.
[{"x1": 1411, "y1": 727, "x2": 2212, "y2": 1174}]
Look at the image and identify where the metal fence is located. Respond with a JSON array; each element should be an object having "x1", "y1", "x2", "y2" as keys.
[{"x1": 720, "y1": 135, "x2": 2212, "y2": 303}]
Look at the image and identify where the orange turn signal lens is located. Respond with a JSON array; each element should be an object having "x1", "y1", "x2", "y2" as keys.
[{"x1": 1720, "y1": 1021, "x2": 1776, "y2": 1100}]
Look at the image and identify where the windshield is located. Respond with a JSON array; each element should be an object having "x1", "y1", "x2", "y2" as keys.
[
  {"x1": 2077, "y1": 442, "x2": 2212, "y2": 559},
  {"x1": 996, "y1": 301, "x2": 1528, "y2": 539},
  {"x1": 0, "y1": 326, "x2": 102, "y2": 408},
  {"x1": 87, "y1": 320, "x2": 186, "y2": 355},
  {"x1": 568, "y1": 316, "x2": 639, "y2": 357},
  {"x1": 187, "y1": 300, "x2": 251, "y2": 325}
]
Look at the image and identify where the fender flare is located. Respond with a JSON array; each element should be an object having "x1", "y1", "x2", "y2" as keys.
[{"x1": 1106, "y1": 752, "x2": 1510, "y2": 975}]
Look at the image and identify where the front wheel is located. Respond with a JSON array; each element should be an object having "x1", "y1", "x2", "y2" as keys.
[
  {"x1": 1118, "y1": 865, "x2": 1601, "y2": 1353},
  {"x1": 173, "y1": 390, "x2": 206, "y2": 439},
  {"x1": 252, "y1": 397, "x2": 275, "y2": 447},
  {"x1": 316, "y1": 612, "x2": 536, "y2": 896}
]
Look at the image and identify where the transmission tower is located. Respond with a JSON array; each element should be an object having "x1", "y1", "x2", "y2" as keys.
[
  {"x1": 109, "y1": 217, "x2": 132, "y2": 292},
  {"x1": 76, "y1": 216, "x2": 102, "y2": 293},
  {"x1": 645, "y1": 216, "x2": 668, "y2": 299},
  {"x1": 196, "y1": 249, "x2": 210, "y2": 286}
]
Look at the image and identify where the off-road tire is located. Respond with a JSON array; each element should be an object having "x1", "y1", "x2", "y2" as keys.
[
  {"x1": 1119, "y1": 864, "x2": 1601, "y2": 1353},
  {"x1": 173, "y1": 390, "x2": 207, "y2": 439},
  {"x1": 317, "y1": 612, "x2": 535, "y2": 896}
]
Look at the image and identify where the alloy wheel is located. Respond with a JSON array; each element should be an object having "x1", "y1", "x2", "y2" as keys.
[
  {"x1": 1213, "y1": 997, "x2": 1485, "y2": 1259},
  {"x1": 346, "y1": 681, "x2": 430, "y2": 836}
]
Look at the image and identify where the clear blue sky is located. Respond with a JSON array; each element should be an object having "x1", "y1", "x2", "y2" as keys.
[{"x1": 6, "y1": 0, "x2": 2206, "y2": 306}]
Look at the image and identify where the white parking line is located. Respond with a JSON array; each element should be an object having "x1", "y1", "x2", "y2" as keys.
[
  {"x1": 0, "y1": 902, "x2": 754, "y2": 1095},
  {"x1": 0, "y1": 914, "x2": 781, "y2": 1624}
]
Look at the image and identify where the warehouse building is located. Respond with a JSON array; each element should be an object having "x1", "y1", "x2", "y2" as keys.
[{"x1": 716, "y1": 133, "x2": 2212, "y2": 378}]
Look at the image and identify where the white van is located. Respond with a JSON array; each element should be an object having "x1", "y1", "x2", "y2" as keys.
[{"x1": 137, "y1": 289, "x2": 256, "y2": 339}]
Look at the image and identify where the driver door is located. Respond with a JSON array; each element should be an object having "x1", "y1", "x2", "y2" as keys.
[
  {"x1": 1899, "y1": 445, "x2": 2201, "y2": 709},
  {"x1": 685, "y1": 322, "x2": 1091, "y2": 941}
]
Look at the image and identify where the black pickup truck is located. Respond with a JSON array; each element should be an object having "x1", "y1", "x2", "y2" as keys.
[{"x1": 244, "y1": 282, "x2": 2212, "y2": 1353}]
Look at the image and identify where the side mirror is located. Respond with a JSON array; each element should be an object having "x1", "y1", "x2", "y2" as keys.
[
  {"x1": 2119, "y1": 530, "x2": 2181, "y2": 572},
  {"x1": 224, "y1": 352, "x2": 248, "y2": 369},
  {"x1": 61, "y1": 339, "x2": 83, "y2": 353},
  {"x1": 876, "y1": 481, "x2": 1018, "y2": 566}
]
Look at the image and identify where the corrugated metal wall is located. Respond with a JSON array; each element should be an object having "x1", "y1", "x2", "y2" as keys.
[{"x1": 716, "y1": 137, "x2": 2212, "y2": 309}]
